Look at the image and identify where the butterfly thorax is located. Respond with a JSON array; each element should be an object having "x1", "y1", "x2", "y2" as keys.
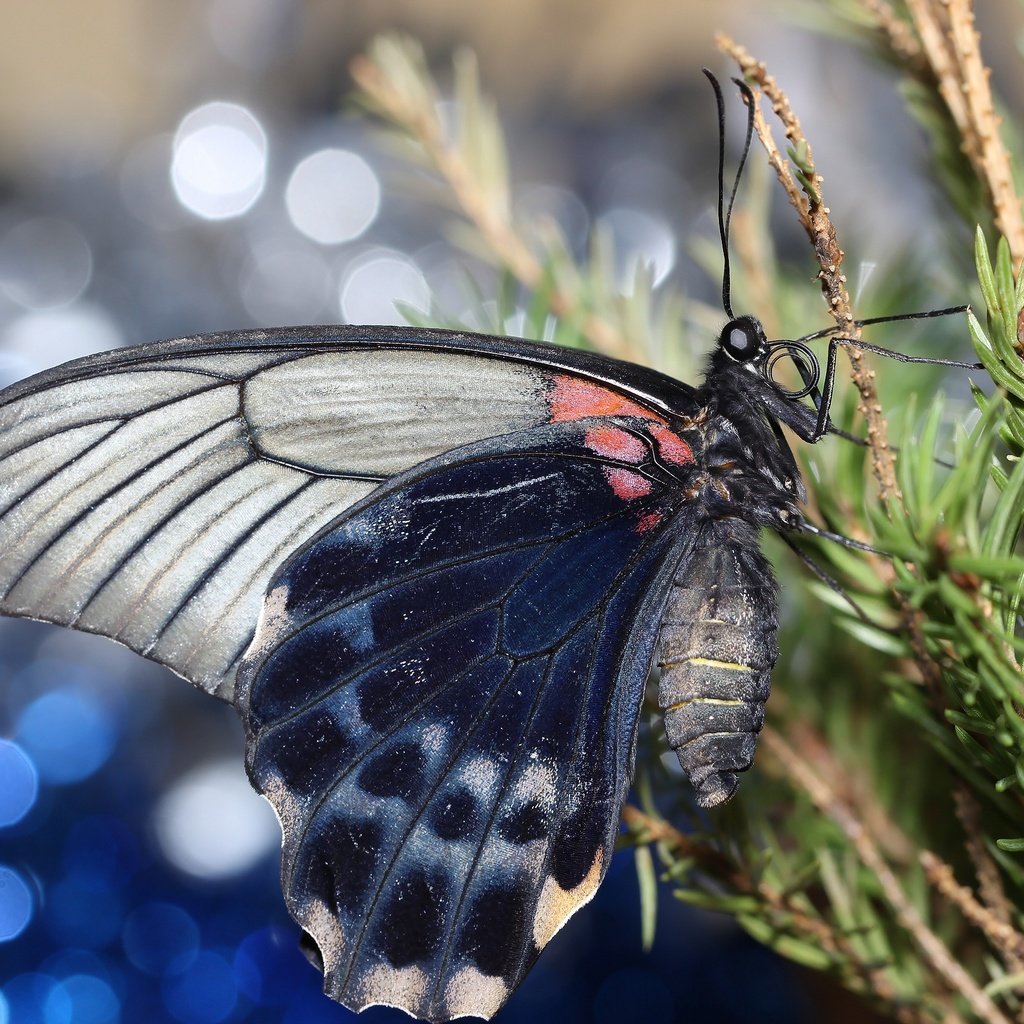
[{"x1": 671, "y1": 388, "x2": 804, "y2": 534}]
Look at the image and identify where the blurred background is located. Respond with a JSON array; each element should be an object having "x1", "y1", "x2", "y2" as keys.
[{"x1": 0, "y1": 2, "x2": 1022, "y2": 1023}]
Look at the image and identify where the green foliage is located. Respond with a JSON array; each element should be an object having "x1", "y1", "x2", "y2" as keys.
[{"x1": 352, "y1": 28, "x2": 1024, "y2": 1024}]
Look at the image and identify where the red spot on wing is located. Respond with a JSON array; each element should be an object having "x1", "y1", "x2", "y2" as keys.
[
  {"x1": 603, "y1": 467, "x2": 653, "y2": 500},
  {"x1": 584, "y1": 426, "x2": 646, "y2": 463},
  {"x1": 636, "y1": 511, "x2": 664, "y2": 533},
  {"x1": 651, "y1": 424, "x2": 694, "y2": 467},
  {"x1": 549, "y1": 375, "x2": 666, "y2": 425}
]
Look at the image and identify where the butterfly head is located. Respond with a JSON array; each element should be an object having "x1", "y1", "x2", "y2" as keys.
[
  {"x1": 718, "y1": 315, "x2": 766, "y2": 365},
  {"x1": 712, "y1": 315, "x2": 822, "y2": 406}
]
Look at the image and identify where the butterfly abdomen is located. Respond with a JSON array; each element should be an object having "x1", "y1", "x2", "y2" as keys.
[{"x1": 657, "y1": 527, "x2": 779, "y2": 807}]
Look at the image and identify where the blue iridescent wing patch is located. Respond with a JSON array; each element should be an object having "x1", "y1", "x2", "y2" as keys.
[{"x1": 237, "y1": 416, "x2": 693, "y2": 1020}]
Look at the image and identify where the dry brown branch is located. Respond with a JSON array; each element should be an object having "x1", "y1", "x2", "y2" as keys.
[
  {"x1": 762, "y1": 727, "x2": 1012, "y2": 1024},
  {"x1": 876, "y1": 0, "x2": 1019, "y2": 344},
  {"x1": 945, "y1": 0, "x2": 1024, "y2": 268},
  {"x1": 715, "y1": 32, "x2": 955, "y2": 723},
  {"x1": 952, "y1": 786, "x2": 1024, "y2": 979},
  {"x1": 903, "y1": 0, "x2": 975, "y2": 149},
  {"x1": 920, "y1": 849, "x2": 1024, "y2": 976},
  {"x1": 784, "y1": 718, "x2": 916, "y2": 864},
  {"x1": 621, "y1": 803, "x2": 918, "y2": 1017},
  {"x1": 714, "y1": 33, "x2": 901, "y2": 507},
  {"x1": 863, "y1": 0, "x2": 925, "y2": 68},
  {"x1": 892, "y1": 0, "x2": 1024, "y2": 340}
]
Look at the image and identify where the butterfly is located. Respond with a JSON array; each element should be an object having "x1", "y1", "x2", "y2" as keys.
[{"x1": 0, "y1": 72, "x2": 970, "y2": 1021}]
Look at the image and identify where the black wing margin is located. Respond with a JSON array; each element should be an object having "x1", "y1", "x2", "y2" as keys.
[{"x1": 237, "y1": 416, "x2": 693, "y2": 1021}]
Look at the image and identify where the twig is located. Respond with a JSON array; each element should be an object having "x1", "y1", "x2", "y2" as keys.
[
  {"x1": 896, "y1": 0, "x2": 1024, "y2": 343},
  {"x1": 762, "y1": 726, "x2": 1013, "y2": 1024},
  {"x1": 863, "y1": 0, "x2": 926, "y2": 69},
  {"x1": 784, "y1": 718, "x2": 916, "y2": 864},
  {"x1": 350, "y1": 41, "x2": 638, "y2": 362},
  {"x1": 920, "y1": 849, "x2": 1024, "y2": 970},
  {"x1": 621, "y1": 803, "x2": 918, "y2": 1017},
  {"x1": 715, "y1": 32, "x2": 952, "y2": 738},
  {"x1": 903, "y1": 0, "x2": 975, "y2": 149},
  {"x1": 945, "y1": 0, "x2": 1024, "y2": 269},
  {"x1": 714, "y1": 33, "x2": 901, "y2": 508},
  {"x1": 952, "y1": 786, "x2": 1024, "y2": 979}
]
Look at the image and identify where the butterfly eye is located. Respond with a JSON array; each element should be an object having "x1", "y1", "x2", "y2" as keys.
[{"x1": 720, "y1": 318, "x2": 764, "y2": 363}]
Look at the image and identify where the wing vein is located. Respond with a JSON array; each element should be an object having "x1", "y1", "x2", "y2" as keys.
[
  {"x1": 333, "y1": 657, "x2": 524, "y2": 991},
  {"x1": 266, "y1": 544, "x2": 555, "y2": 752},
  {"x1": 9, "y1": 415, "x2": 242, "y2": 610},
  {"x1": 263, "y1": 501, "x2": 644, "y2": 656},
  {"x1": 69, "y1": 441, "x2": 259, "y2": 627},
  {"x1": 0, "y1": 419, "x2": 127, "y2": 527},
  {"x1": 126, "y1": 468, "x2": 297, "y2": 647},
  {"x1": 430, "y1": 510, "x2": 679, "y2": 1000},
  {"x1": 146, "y1": 476, "x2": 318, "y2": 652}
]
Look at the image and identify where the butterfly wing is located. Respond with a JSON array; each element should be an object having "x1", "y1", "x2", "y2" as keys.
[
  {"x1": 0, "y1": 324, "x2": 694, "y2": 700},
  {"x1": 237, "y1": 415, "x2": 696, "y2": 1021}
]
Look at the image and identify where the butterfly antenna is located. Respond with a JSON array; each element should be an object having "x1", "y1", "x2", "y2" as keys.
[
  {"x1": 704, "y1": 69, "x2": 734, "y2": 319},
  {"x1": 723, "y1": 77, "x2": 756, "y2": 297}
]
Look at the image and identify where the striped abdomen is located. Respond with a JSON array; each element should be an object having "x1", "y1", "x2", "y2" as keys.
[{"x1": 657, "y1": 528, "x2": 779, "y2": 807}]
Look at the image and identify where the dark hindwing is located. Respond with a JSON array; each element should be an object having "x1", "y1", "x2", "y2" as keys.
[{"x1": 236, "y1": 417, "x2": 696, "y2": 1021}]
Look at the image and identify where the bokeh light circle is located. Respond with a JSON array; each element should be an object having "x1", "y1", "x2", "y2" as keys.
[
  {"x1": 15, "y1": 690, "x2": 115, "y2": 785},
  {"x1": 171, "y1": 102, "x2": 267, "y2": 220},
  {"x1": 0, "y1": 866, "x2": 33, "y2": 941},
  {"x1": 45, "y1": 974, "x2": 120, "y2": 1024},
  {"x1": 1, "y1": 973, "x2": 55, "y2": 1024},
  {"x1": 0, "y1": 218, "x2": 93, "y2": 309},
  {"x1": 0, "y1": 739, "x2": 38, "y2": 826},
  {"x1": 122, "y1": 902, "x2": 200, "y2": 976},
  {"x1": 339, "y1": 250, "x2": 429, "y2": 325},
  {"x1": 153, "y1": 759, "x2": 279, "y2": 879},
  {"x1": 598, "y1": 207, "x2": 677, "y2": 288},
  {"x1": 285, "y1": 148, "x2": 380, "y2": 244}
]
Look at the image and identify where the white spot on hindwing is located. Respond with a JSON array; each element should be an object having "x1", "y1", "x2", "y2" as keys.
[
  {"x1": 508, "y1": 755, "x2": 556, "y2": 810},
  {"x1": 354, "y1": 963, "x2": 430, "y2": 1014},
  {"x1": 242, "y1": 582, "x2": 291, "y2": 663},
  {"x1": 420, "y1": 720, "x2": 449, "y2": 756},
  {"x1": 443, "y1": 966, "x2": 508, "y2": 1020},
  {"x1": 532, "y1": 850, "x2": 605, "y2": 949},
  {"x1": 459, "y1": 755, "x2": 501, "y2": 799},
  {"x1": 335, "y1": 600, "x2": 377, "y2": 654}
]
